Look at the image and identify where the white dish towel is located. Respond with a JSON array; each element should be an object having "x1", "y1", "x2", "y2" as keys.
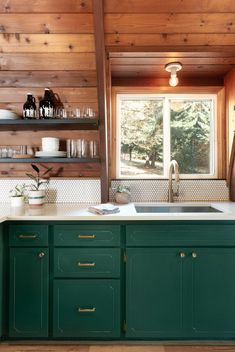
[{"x1": 88, "y1": 203, "x2": 120, "y2": 215}]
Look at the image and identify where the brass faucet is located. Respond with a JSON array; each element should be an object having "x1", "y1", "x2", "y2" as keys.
[{"x1": 168, "y1": 160, "x2": 180, "y2": 202}]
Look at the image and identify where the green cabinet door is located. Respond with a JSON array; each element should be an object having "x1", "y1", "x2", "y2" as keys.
[
  {"x1": 9, "y1": 248, "x2": 49, "y2": 338},
  {"x1": 190, "y1": 248, "x2": 235, "y2": 338},
  {"x1": 53, "y1": 279, "x2": 120, "y2": 338},
  {"x1": 126, "y1": 248, "x2": 186, "y2": 338}
]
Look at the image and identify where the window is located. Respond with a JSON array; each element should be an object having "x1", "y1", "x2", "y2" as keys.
[{"x1": 116, "y1": 94, "x2": 217, "y2": 179}]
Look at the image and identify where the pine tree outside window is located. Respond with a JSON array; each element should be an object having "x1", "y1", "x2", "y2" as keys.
[{"x1": 116, "y1": 94, "x2": 217, "y2": 179}]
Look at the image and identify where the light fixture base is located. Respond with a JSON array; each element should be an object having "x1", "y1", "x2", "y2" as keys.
[{"x1": 165, "y1": 62, "x2": 182, "y2": 73}]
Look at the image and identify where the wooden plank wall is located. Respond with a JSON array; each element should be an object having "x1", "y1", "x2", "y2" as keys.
[
  {"x1": 104, "y1": 0, "x2": 235, "y2": 51},
  {"x1": 0, "y1": 0, "x2": 100, "y2": 177}
]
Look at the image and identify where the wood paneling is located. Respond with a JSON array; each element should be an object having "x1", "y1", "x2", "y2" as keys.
[
  {"x1": 0, "y1": 0, "x2": 92, "y2": 13},
  {"x1": 0, "y1": 34, "x2": 95, "y2": 53},
  {"x1": 0, "y1": 6, "x2": 99, "y2": 178},
  {"x1": 224, "y1": 69, "x2": 235, "y2": 161},
  {"x1": 0, "y1": 14, "x2": 93, "y2": 33},
  {"x1": 0, "y1": 88, "x2": 97, "y2": 103},
  {"x1": 106, "y1": 34, "x2": 235, "y2": 48},
  {"x1": 0, "y1": 162, "x2": 100, "y2": 178},
  {"x1": 0, "y1": 53, "x2": 96, "y2": 70},
  {"x1": 112, "y1": 77, "x2": 224, "y2": 87},
  {"x1": 105, "y1": 0, "x2": 235, "y2": 13},
  {"x1": 105, "y1": 14, "x2": 235, "y2": 34},
  {"x1": 0, "y1": 71, "x2": 97, "y2": 88}
]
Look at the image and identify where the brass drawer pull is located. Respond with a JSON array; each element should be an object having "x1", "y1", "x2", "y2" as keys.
[
  {"x1": 78, "y1": 234, "x2": 96, "y2": 239},
  {"x1": 18, "y1": 234, "x2": 37, "y2": 239},
  {"x1": 78, "y1": 262, "x2": 96, "y2": 267},
  {"x1": 192, "y1": 252, "x2": 197, "y2": 258},
  {"x1": 78, "y1": 307, "x2": 96, "y2": 313},
  {"x1": 38, "y1": 252, "x2": 45, "y2": 258},
  {"x1": 179, "y1": 252, "x2": 186, "y2": 258}
]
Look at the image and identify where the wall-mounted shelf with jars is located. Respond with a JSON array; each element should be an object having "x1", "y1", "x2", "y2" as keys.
[{"x1": 0, "y1": 118, "x2": 99, "y2": 131}]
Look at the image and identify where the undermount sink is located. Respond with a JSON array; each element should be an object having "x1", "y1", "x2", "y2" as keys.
[{"x1": 135, "y1": 205, "x2": 222, "y2": 213}]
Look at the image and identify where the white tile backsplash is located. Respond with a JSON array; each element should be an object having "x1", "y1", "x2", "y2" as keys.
[{"x1": 0, "y1": 178, "x2": 229, "y2": 204}]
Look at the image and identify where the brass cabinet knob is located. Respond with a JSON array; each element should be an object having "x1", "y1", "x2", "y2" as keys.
[
  {"x1": 192, "y1": 252, "x2": 197, "y2": 258},
  {"x1": 38, "y1": 252, "x2": 45, "y2": 258},
  {"x1": 179, "y1": 252, "x2": 186, "y2": 258}
]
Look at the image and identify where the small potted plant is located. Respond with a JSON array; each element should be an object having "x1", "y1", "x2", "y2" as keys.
[
  {"x1": 114, "y1": 185, "x2": 131, "y2": 204},
  {"x1": 26, "y1": 164, "x2": 52, "y2": 206},
  {"x1": 10, "y1": 184, "x2": 26, "y2": 207}
]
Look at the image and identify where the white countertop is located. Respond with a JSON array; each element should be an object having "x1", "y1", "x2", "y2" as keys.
[{"x1": 1, "y1": 202, "x2": 235, "y2": 221}]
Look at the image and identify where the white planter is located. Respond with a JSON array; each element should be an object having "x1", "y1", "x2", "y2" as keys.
[
  {"x1": 28, "y1": 190, "x2": 46, "y2": 206},
  {"x1": 10, "y1": 196, "x2": 25, "y2": 207}
]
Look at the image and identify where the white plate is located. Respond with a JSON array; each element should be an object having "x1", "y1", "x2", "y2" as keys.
[{"x1": 35, "y1": 151, "x2": 67, "y2": 158}]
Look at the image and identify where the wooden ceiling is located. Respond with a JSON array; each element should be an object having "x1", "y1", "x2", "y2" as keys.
[{"x1": 103, "y1": 0, "x2": 235, "y2": 82}]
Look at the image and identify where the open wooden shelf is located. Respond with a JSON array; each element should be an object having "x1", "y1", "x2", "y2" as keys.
[
  {"x1": 0, "y1": 118, "x2": 99, "y2": 131},
  {"x1": 0, "y1": 158, "x2": 100, "y2": 163}
]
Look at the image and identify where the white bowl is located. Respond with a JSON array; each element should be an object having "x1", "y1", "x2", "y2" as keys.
[{"x1": 0, "y1": 110, "x2": 20, "y2": 119}]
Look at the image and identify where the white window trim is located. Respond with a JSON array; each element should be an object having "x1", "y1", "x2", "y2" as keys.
[{"x1": 116, "y1": 93, "x2": 217, "y2": 179}]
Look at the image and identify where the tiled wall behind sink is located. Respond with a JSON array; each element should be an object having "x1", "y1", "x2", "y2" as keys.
[
  {"x1": 0, "y1": 178, "x2": 230, "y2": 204},
  {"x1": 110, "y1": 180, "x2": 229, "y2": 203},
  {"x1": 0, "y1": 179, "x2": 101, "y2": 204}
]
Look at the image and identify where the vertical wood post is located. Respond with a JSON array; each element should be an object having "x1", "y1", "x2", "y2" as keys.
[{"x1": 93, "y1": 0, "x2": 109, "y2": 203}]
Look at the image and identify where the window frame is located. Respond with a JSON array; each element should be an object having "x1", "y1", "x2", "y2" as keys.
[{"x1": 115, "y1": 93, "x2": 217, "y2": 179}]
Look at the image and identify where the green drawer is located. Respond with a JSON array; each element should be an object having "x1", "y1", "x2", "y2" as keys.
[
  {"x1": 53, "y1": 279, "x2": 120, "y2": 338},
  {"x1": 54, "y1": 248, "x2": 120, "y2": 278},
  {"x1": 126, "y1": 223, "x2": 235, "y2": 247},
  {"x1": 53, "y1": 224, "x2": 121, "y2": 247},
  {"x1": 9, "y1": 224, "x2": 48, "y2": 247}
]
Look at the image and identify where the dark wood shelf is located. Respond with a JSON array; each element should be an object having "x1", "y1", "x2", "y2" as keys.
[
  {"x1": 0, "y1": 158, "x2": 100, "y2": 163},
  {"x1": 0, "y1": 118, "x2": 99, "y2": 131}
]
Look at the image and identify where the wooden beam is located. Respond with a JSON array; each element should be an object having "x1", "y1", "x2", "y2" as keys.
[{"x1": 93, "y1": 0, "x2": 109, "y2": 202}]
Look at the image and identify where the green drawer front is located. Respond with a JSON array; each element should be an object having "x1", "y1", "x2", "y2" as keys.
[
  {"x1": 53, "y1": 225, "x2": 121, "y2": 247},
  {"x1": 54, "y1": 248, "x2": 121, "y2": 278},
  {"x1": 9, "y1": 224, "x2": 48, "y2": 246},
  {"x1": 126, "y1": 223, "x2": 235, "y2": 247},
  {"x1": 53, "y1": 279, "x2": 120, "y2": 338}
]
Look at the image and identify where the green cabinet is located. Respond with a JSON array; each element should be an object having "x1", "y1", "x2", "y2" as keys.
[
  {"x1": 189, "y1": 248, "x2": 235, "y2": 338},
  {"x1": 5, "y1": 220, "x2": 235, "y2": 340},
  {"x1": 126, "y1": 248, "x2": 184, "y2": 338},
  {"x1": 126, "y1": 244, "x2": 235, "y2": 339},
  {"x1": 53, "y1": 279, "x2": 120, "y2": 338},
  {"x1": 9, "y1": 248, "x2": 49, "y2": 338}
]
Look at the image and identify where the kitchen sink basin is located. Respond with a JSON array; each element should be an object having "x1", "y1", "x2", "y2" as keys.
[{"x1": 135, "y1": 205, "x2": 222, "y2": 213}]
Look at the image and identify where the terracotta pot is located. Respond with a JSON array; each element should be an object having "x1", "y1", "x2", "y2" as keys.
[
  {"x1": 28, "y1": 190, "x2": 46, "y2": 206},
  {"x1": 10, "y1": 196, "x2": 25, "y2": 207},
  {"x1": 115, "y1": 192, "x2": 131, "y2": 204}
]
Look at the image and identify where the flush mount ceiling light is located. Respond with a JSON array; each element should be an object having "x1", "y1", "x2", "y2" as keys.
[{"x1": 165, "y1": 62, "x2": 182, "y2": 87}]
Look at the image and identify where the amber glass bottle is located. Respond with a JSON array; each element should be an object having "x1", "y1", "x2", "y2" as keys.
[
  {"x1": 39, "y1": 88, "x2": 54, "y2": 119},
  {"x1": 23, "y1": 93, "x2": 37, "y2": 119}
]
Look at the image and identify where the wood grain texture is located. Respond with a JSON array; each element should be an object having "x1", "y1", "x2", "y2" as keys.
[
  {"x1": 104, "y1": 0, "x2": 235, "y2": 13},
  {"x1": 0, "y1": 14, "x2": 93, "y2": 33},
  {"x1": 105, "y1": 14, "x2": 235, "y2": 34},
  {"x1": 0, "y1": 0, "x2": 92, "y2": 13},
  {"x1": 0, "y1": 53, "x2": 96, "y2": 70},
  {"x1": 0, "y1": 344, "x2": 235, "y2": 352},
  {"x1": 0, "y1": 87, "x2": 97, "y2": 103},
  {"x1": 112, "y1": 77, "x2": 224, "y2": 87},
  {"x1": 0, "y1": 71, "x2": 97, "y2": 88},
  {"x1": 0, "y1": 162, "x2": 100, "y2": 178},
  {"x1": 106, "y1": 33, "x2": 235, "y2": 48},
  {"x1": 0, "y1": 34, "x2": 95, "y2": 53}
]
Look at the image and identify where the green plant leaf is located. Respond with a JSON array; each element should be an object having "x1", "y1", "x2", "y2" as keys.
[{"x1": 31, "y1": 164, "x2": 40, "y2": 173}]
